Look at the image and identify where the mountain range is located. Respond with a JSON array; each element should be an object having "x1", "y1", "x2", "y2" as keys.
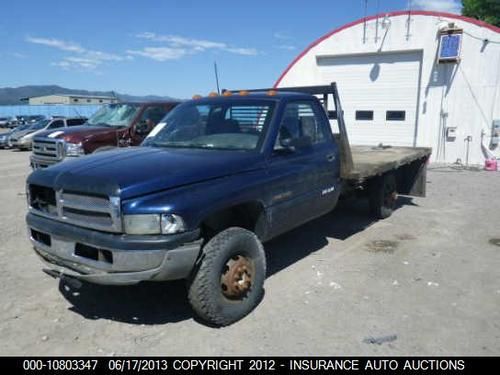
[{"x1": 0, "y1": 85, "x2": 178, "y2": 105}]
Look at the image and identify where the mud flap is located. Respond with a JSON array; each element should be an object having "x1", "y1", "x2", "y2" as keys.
[{"x1": 397, "y1": 157, "x2": 428, "y2": 197}]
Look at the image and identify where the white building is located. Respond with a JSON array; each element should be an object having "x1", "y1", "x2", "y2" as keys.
[
  {"x1": 28, "y1": 94, "x2": 118, "y2": 105},
  {"x1": 276, "y1": 10, "x2": 500, "y2": 166}
]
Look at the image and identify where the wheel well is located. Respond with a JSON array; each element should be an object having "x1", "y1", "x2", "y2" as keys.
[{"x1": 200, "y1": 202, "x2": 267, "y2": 240}]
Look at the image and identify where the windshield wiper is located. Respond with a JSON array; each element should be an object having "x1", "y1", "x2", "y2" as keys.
[
  {"x1": 150, "y1": 141, "x2": 191, "y2": 148},
  {"x1": 87, "y1": 122, "x2": 112, "y2": 127},
  {"x1": 151, "y1": 141, "x2": 244, "y2": 150}
]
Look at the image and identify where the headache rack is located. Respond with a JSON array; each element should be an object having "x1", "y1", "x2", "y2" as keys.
[{"x1": 224, "y1": 82, "x2": 354, "y2": 177}]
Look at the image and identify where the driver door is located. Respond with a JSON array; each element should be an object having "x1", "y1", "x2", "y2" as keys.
[{"x1": 266, "y1": 100, "x2": 337, "y2": 237}]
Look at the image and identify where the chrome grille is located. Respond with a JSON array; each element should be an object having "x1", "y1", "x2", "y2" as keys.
[
  {"x1": 32, "y1": 138, "x2": 65, "y2": 161},
  {"x1": 29, "y1": 186, "x2": 122, "y2": 233}
]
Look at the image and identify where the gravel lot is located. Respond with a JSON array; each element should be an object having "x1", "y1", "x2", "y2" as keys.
[{"x1": 0, "y1": 146, "x2": 499, "y2": 356}]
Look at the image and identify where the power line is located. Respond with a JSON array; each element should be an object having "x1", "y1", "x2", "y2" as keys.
[{"x1": 463, "y1": 30, "x2": 500, "y2": 44}]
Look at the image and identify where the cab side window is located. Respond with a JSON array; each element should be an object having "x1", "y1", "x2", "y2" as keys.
[
  {"x1": 48, "y1": 120, "x2": 64, "y2": 129},
  {"x1": 275, "y1": 101, "x2": 327, "y2": 150},
  {"x1": 67, "y1": 118, "x2": 86, "y2": 126},
  {"x1": 141, "y1": 106, "x2": 168, "y2": 126}
]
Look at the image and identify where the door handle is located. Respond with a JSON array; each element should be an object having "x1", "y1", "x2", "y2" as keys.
[{"x1": 326, "y1": 153, "x2": 336, "y2": 162}]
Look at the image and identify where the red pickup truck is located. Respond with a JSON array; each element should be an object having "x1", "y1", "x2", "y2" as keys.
[{"x1": 30, "y1": 101, "x2": 179, "y2": 169}]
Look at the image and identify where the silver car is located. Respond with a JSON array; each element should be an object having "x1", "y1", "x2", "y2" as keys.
[
  {"x1": 11, "y1": 117, "x2": 87, "y2": 150},
  {"x1": 0, "y1": 124, "x2": 32, "y2": 149}
]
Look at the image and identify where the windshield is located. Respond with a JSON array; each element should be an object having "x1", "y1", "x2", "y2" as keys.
[
  {"x1": 29, "y1": 119, "x2": 50, "y2": 130},
  {"x1": 145, "y1": 100, "x2": 274, "y2": 151},
  {"x1": 87, "y1": 103, "x2": 140, "y2": 127}
]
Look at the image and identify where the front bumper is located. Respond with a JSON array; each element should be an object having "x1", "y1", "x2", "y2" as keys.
[
  {"x1": 17, "y1": 141, "x2": 32, "y2": 150},
  {"x1": 30, "y1": 154, "x2": 62, "y2": 169},
  {"x1": 27, "y1": 213, "x2": 202, "y2": 285}
]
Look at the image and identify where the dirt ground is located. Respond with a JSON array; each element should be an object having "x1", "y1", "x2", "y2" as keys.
[{"x1": 0, "y1": 146, "x2": 499, "y2": 356}]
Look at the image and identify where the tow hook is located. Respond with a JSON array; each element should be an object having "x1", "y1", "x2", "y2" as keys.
[{"x1": 43, "y1": 268, "x2": 83, "y2": 289}]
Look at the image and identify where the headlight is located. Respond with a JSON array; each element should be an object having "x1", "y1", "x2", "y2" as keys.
[
  {"x1": 123, "y1": 214, "x2": 185, "y2": 235},
  {"x1": 19, "y1": 136, "x2": 29, "y2": 144},
  {"x1": 123, "y1": 214, "x2": 161, "y2": 234},
  {"x1": 65, "y1": 142, "x2": 84, "y2": 156}
]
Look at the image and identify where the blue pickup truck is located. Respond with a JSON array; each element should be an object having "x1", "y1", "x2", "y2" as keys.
[{"x1": 25, "y1": 83, "x2": 431, "y2": 326}]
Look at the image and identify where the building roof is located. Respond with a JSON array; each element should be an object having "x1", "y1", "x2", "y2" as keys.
[
  {"x1": 25, "y1": 93, "x2": 117, "y2": 100},
  {"x1": 56, "y1": 94, "x2": 117, "y2": 99},
  {"x1": 274, "y1": 10, "x2": 500, "y2": 87}
]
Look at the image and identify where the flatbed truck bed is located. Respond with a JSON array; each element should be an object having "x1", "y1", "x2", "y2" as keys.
[
  {"x1": 243, "y1": 83, "x2": 432, "y2": 192},
  {"x1": 346, "y1": 145, "x2": 431, "y2": 181}
]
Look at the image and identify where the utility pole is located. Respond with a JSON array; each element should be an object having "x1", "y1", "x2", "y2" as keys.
[{"x1": 363, "y1": 0, "x2": 368, "y2": 43}]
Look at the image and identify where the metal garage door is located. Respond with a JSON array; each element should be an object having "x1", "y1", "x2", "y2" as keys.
[{"x1": 317, "y1": 50, "x2": 422, "y2": 146}]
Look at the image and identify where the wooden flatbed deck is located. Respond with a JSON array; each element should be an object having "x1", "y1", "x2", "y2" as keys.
[{"x1": 343, "y1": 145, "x2": 432, "y2": 181}]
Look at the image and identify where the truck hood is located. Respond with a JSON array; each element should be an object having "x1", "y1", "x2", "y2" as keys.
[
  {"x1": 35, "y1": 125, "x2": 118, "y2": 143},
  {"x1": 27, "y1": 146, "x2": 265, "y2": 200}
]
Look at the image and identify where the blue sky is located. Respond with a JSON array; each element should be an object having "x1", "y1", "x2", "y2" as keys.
[{"x1": 0, "y1": 0, "x2": 462, "y2": 98}]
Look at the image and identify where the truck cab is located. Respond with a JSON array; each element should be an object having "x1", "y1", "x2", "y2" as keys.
[{"x1": 30, "y1": 101, "x2": 179, "y2": 169}]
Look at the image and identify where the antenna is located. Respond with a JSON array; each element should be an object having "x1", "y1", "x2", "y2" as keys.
[
  {"x1": 214, "y1": 61, "x2": 221, "y2": 94},
  {"x1": 73, "y1": 105, "x2": 82, "y2": 119},
  {"x1": 111, "y1": 90, "x2": 119, "y2": 103},
  {"x1": 363, "y1": 0, "x2": 368, "y2": 44},
  {"x1": 406, "y1": 0, "x2": 412, "y2": 40}
]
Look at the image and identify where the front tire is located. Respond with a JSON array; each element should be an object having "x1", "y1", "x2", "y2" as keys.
[{"x1": 188, "y1": 227, "x2": 266, "y2": 326}]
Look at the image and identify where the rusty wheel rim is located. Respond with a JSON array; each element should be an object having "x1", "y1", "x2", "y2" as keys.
[
  {"x1": 383, "y1": 180, "x2": 397, "y2": 208},
  {"x1": 220, "y1": 255, "x2": 254, "y2": 300}
]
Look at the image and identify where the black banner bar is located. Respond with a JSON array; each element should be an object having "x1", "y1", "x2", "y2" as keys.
[{"x1": 1, "y1": 357, "x2": 498, "y2": 374}]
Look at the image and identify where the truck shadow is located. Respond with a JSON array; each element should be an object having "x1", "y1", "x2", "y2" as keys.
[
  {"x1": 59, "y1": 196, "x2": 415, "y2": 325},
  {"x1": 59, "y1": 279, "x2": 192, "y2": 325},
  {"x1": 265, "y1": 196, "x2": 416, "y2": 276}
]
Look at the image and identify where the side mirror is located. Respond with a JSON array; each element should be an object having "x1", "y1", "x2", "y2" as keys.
[
  {"x1": 280, "y1": 135, "x2": 312, "y2": 150},
  {"x1": 135, "y1": 120, "x2": 149, "y2": 135}
]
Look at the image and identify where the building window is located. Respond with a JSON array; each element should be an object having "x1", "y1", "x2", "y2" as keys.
[
  {"x1": 99, "y1": 99, "x2": 103, "y2": 103},
  {"x1": 355, "y1": 110, "x2": 373, "y2": 121},
  {"x1": 87, "y1": 99, "x2": 91, "y2": 103},
  {"x1": 73, "y1": 98, "x2": 78, "y2": 102},
  {"x1": 386, "y1": 111, "x2": 406, "y2": 121}
]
